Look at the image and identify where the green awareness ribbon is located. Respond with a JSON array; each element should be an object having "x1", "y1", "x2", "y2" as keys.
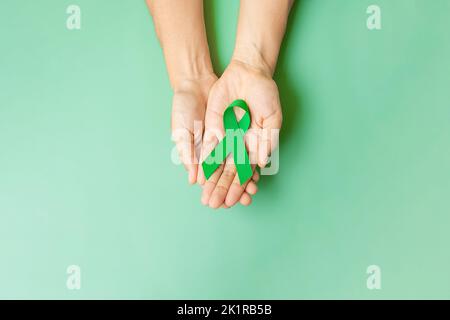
[{"x1": 201, "y1": 99, "x2": 253, "y2": 185}]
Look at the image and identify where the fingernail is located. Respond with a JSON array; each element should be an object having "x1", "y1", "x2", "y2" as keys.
[
  {"x1": 188, "y1": 171, "x2": 195, "y2": 184},
  {"x1": 201, "y1": 194, "x2": 209, "y2": 205}
]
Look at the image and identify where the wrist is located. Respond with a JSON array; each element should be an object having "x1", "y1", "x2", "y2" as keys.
[
  {"x1": 168, "y1": 50, "x2": 215, "y2": 91},
  {"x1": 232, "y1": 42, "x2": 275, "y2": 77},
  {"x1": 172, "y1": 71, "x2": 216, "y2": 95},
  {"x1": 232, "y1": 0, "x2": 292, "y2": 76}
]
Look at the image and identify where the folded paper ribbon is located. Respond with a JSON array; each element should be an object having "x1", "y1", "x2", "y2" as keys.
[{"x1": 201, "y1": 99, "x2": 253, "y2": 185}]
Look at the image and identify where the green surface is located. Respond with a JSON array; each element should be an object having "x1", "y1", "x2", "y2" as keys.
[{"x1": 1, "y1": 0, "x2": 450, "y2": 299}]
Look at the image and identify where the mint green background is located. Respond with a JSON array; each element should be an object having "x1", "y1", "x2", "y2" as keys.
[{"x1": 1, "y1": 0, "x2": 450, "y2": 299}]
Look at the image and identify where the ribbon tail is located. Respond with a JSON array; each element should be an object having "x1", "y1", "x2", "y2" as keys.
[
  {"x1": 201, "y1": 139, "x2": 227, "y2": 180},
  {"x1": 235, "y1": 151, "x2": 252, "y2": 185}
]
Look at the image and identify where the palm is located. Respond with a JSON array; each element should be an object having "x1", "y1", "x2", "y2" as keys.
[{"x1": 206, "y1": 60, "x2": 282, "y2": 139}]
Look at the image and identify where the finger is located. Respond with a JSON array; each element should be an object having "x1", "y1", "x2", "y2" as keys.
[
  {"x1": 198, "y1": 108, "x2": 224, "y2": 186},
  {"x1": 239, "y1": 192, "x2": 252, "y2": 206},
  {"x1": 245, "y1": 123, "x2": 261, "y2": 167},
  {"x1": 240, "y1": 171, "x2": 259, "y2": 201},
  {"x1": 197, "y1": 129, "x2": 219, "y2": 185},
  {"x1": 224, "y1": 165, "x2": 256, "y2": 207},
  {"x1": 201, "y1": 163, "x2": 224, "y2": 206},
  {"x1": 197, "y1": 162, "x2": 206, "y2": 185},
  {"x1": 258, "y1": 130, "x2": 271, "y2": 168},
  {"x1": 259, "y1": 110, "x2": 282, "y2": 168},
  {"x1": 172, "y1": 128, "x2": 197, "y2": 184},
  {"x1": 209, "y1": 158, "x2": 237, "y2": 209},
  {"x1": 245, "y1": 181, "x2": 258, "y2": 195},
  {"x1": 252, "y1": 170, "x2": 260, "y2": 183}
]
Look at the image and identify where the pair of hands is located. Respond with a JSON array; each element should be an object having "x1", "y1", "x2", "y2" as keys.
[
  {"x1": 172, "y1": 59, "x2": 282, "y2": 209},
  {"x1": 148, "y1": 0, "x2": 292, "y2": 208}
]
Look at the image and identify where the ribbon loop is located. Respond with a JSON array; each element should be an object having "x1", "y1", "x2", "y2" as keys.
[{"x1": 201, "y1": 99, "x2": 253, "y2": 185}]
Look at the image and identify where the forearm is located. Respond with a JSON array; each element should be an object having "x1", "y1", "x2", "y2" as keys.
[
  {"x1": 147, "y1": 0, "x2": 213, "y2": 89},
  {"x1": 233, "y1": 0, "x2": 294, "y2": 75}
]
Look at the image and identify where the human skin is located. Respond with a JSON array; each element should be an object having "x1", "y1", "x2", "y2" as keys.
[
  {"x1": 198, "y1": 0, "x2": 294, "y2": 208},
  {"x1": 147, "y1": 0, "x2": 258, "y2": 205}
]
